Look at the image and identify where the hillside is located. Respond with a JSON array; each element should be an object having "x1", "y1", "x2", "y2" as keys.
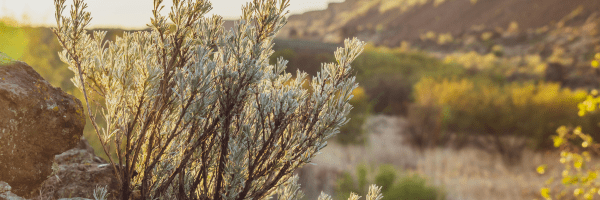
[
  {"x1": 277, "y1": 0, "x2": 600, "y2": 46},
  {"x1": 273, "y1": 0, "x2": 600, "y2": 91}
]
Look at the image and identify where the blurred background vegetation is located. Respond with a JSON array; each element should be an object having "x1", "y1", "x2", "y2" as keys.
[{"x1": 335, "y1": 164, "x2": 445, "y2": 200}]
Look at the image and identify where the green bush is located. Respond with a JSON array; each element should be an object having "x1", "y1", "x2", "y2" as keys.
[
  {"x1": 336, "y1": 172, "x2": 357, "y2": 200},
  {"x1": 336, "y1": 164, "x2": 445, "y2": 200},
  {"x1": 374, "y1": 165, "x2": 396, "y2": 193},
  {"x1": 390, "y1": 174, "x2": 441, "y2": 200}
]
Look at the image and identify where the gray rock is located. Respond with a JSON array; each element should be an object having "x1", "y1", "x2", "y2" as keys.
[
  {"x1": 0, "y1": 182, "x2": 10, "y2": 194},
  {"x1": 0, "y1": 182, "x2": 26, "y2": 200},
  {"x1": 0, "y1": 61, "x2": 85, "y2": 197},
  {"x1": 37, "y1": 138, "x2": 119, "y2": 200}
]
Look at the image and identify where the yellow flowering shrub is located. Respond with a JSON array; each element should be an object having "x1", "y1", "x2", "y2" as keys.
[
  {"x1": 539, "y1": 126, "x2": 600, "y2": 200},
  {"x1": 538, "y1": 54, "x2": 600, "y2": 200},
  {"x1": 412, "y1": 77, "x2": 592, "y2": 149},
  {"x1": 591, "y1": 53, "x2": 600, "y2": 68}
]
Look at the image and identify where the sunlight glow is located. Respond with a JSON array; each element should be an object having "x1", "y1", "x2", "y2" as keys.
[{"x1": 0, "y1": 0, "x2": 343, "y2": 29}]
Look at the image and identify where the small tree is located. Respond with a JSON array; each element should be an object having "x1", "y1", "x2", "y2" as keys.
[{"x1": 52, "y1": 0, "x2": 381, "y2": 199}]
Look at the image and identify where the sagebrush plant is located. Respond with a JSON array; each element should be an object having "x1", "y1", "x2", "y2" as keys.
[
  {"x1": 52, "y1": 0, "x2": 381, "y2": 199},
  {"x1": 94, "y1": 185, "x2": 109, "y2": 200}
]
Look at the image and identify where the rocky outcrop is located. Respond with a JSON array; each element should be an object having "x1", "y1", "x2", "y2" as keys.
[
  {"x1": 0, "y1": 61, "x2": 85, "y2": 197},
  {"x1": 1, "y1": 138, "x2": 120, "y2": 200},
  {"x1": 37, "y1": 138, "x2": 119, "y2": 200}
]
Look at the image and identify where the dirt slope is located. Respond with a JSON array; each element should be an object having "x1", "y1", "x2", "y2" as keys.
[{"x1": 278, "y1": 0, "x2": 600, "y2": 46}]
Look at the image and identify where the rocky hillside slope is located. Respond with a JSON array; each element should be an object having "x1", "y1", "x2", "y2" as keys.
[{"x1": 277, "y1": 0, "x2": 600, "y2": 46}]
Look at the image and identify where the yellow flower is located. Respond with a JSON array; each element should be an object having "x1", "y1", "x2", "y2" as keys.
[
  {"x1": 351, "y1": 86, "x2": 367, "y2": 101},
  {"x1": 541, "y1": 187, "x2": 551, "y2": 199},
  {"x1": 537, "y1": 165, "x2": 547, "y2": 174},
  {"x1": 574, "y1": 188, "x2": 582, "y2": 196}
]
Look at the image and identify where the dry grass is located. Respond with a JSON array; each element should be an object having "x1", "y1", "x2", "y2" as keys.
[{"x1": 298, "y1": 115, "x2": 580, "y2": 200}]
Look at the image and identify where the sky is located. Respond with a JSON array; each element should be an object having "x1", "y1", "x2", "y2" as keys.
[{"x1": 0, "y1": 0, "x2": 343, "y2": 29}]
